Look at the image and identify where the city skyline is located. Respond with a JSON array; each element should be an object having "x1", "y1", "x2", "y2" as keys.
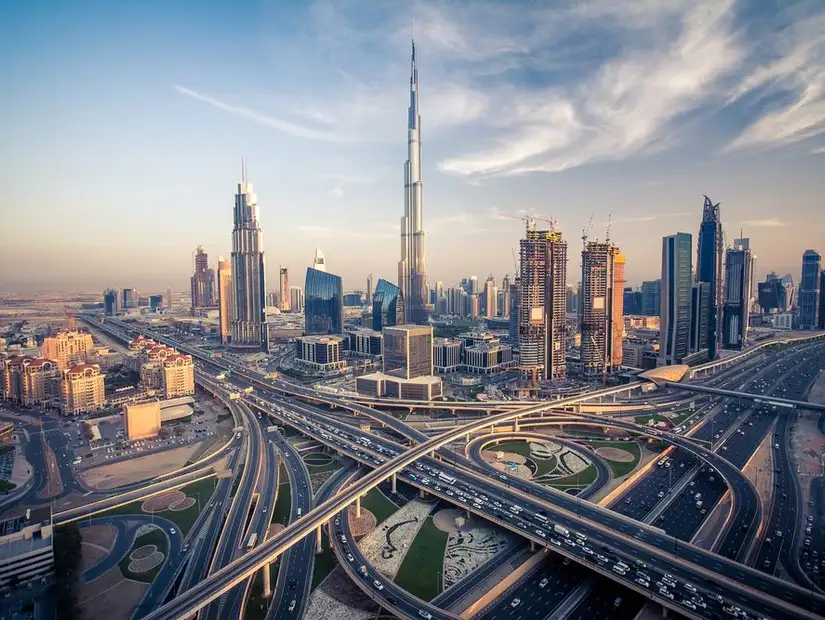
[{"x1": 3, "y1": 0, "x2": 825, "y2": 293}]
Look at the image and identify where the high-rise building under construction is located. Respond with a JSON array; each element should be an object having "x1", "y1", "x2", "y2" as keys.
[
  {"x1": 518, "y1": 224, "x2": 567, "y2": 382},
  {"x1": 580, "y1": 240, "x2": 625, "y2": 377}
]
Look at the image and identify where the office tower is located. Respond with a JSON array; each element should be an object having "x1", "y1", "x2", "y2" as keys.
[
  {"x1": 41, "y1": 331, "x2": 94, "y2": 370},
  {"x1": 758, "y1": 272, "x2": 785, "y2": 313},
  {"x1": 435, "y1": 281, "x2": 444, "y2": 302},
  {"x1": 696, "y1": 195, "x2": 724, "y2": 359},
  {"x1": 190, "y1": 245, "x2": 215, "y2": 315},
  {"x1": 508, "y1": 278, "x2": 519, "y2": 342},
  {"x1": 313, "y1": 248, "x2": 327, "y2": 272},
  {"x1": 149, "y1": 294, "x2": 163, "y2": 312},
  {"x1": 641, "y1": 280, "x2": 661, "y2": 316},
  {"x1": 660, "y1": 233, "x2": 693, "y2": 365},
  {"x1": 800, "y1": 250, "x2": 822, "y2": 328},
  {"x1": 122, "y1": 288, "x2": 137, "y2": 310},
  {"x1": 818, "y1": 271, "x2": 825, "y2": 329},
  {"x1": 484, "y1": 275, "x2": 498, "y2": 319},
  {"x1": 373, "y1": 279, "x2": 405, "y2": 331},
  {"x1": 305, "y1": 267, "x2": 344, "y2": 335},
  {"x1": 366, "y1": 274, "x2": 373, "y2": 306},
  {"x1": 217, "y1": 257, "x2": 233, "y2": 344},
  {"x1": 231, "y1": 161, "x2": 267, "y2": 347},
  {"x1": 580, "y1": 241, "x2": 625, "y2": 376},
  {"x1": 781, "y1": 274, "x2": 795, "y2": 310},
  {"x1": 103, "y1": 288, "x2": 119, "y2": 316},
  {"x1": 165, "y1": 287, "x2": 172, "y2": 311},
  {"x1": 278, "y1": 267, "x2": 290, "y2": 312},
  {"x1": 397, "y1": 41, "x2": 429, "y2": 326},
  {"x1": 501, "y1": 275, "x2": 511, "y2": 319},
  {"x1": 470, "y1": 295, "x2": 479, "y2": 319},
  {"x1": 722, "y1": 238, "x2": 753, "y2": 349},
  {"x1": 289, "y1": 286, "x2": 304, "y2": 313},
  {"x1": 383, "y1": 325, "x2": 433, "y2": 379},
  {"x1": 518, "y1": 224, "x2": 567, "y2": 382},
  {"x1": 690, "y1": 281, "x2": 711, "y2": 353},
  {"x1": 565, "y1": 285, "x2": 579, "y2": 315}
]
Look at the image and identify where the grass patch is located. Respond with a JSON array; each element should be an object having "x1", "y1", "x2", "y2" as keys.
[
  {"x1": 0, "y1": 480, "x2": 16, "y2": 492},
  {"x1": 393, "y1": 517, "x2": 448, "y2": 601},
  {"x1": 491, "y1": 440, "x2": 557, "y2": 477},
  {"x1": 273, "y1": 479, "x2": 292, "y2": 526},
  {"x1": 245, "y1": 563, "x2": 278, "y2": 620},
  {"x1": 585, "y1": 441, "x2": 642, "y2": 478},
  {"x1": 95, "y1": 477, "x2": 216, "y2": 536},
  {"x1": 312, "y1": 529, "x2": 337, "y2": 590},
  {"x1": 549, "y1": 464, "x2": 598, "y2": 488},
  {"x1": 634, "y1": 414, "x2": 670, "y2": 426},
  {"x1": 0, "y1": 444, "x2": 15, "y2": 455},
  {"x1": 119, "y1": 526, "x2": 168, "y2": 583},
  {"x1": 359, "y1": 488, "x2": 397, "y2": 526}
]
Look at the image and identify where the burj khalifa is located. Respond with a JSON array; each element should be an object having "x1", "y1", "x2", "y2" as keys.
[{"x1": 398, "y1": 40, "x2": 429, "y2": 325}]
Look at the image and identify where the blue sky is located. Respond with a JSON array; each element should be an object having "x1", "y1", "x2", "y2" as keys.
[{"x1": 2, "y1": 0, "x2": 824, "y2": 294}]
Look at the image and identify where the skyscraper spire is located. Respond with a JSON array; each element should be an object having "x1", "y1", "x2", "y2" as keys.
[{"x1": 399, "y1": 39, "x2": 428, "y2": 324}]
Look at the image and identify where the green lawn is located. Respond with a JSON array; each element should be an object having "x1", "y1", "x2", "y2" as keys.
[
  {"x1": 95, "y1": 477, "x2": 216, "y2": 536},
  {"x1": 393, "y1": 517, "x2": 448, "y2": 601},
  {"x1": 119, "y1": 526, "x2": 169, "y2": 583},
  {"x1": 494, "y1": 440, "x2": 557, "y2": 477},
  {"x1": 272, "y1": 480, "x2": 292, "y2": 526},
  {"x1": 0, "y1": 480, "x2": 16, "y2": 492},
  {"x1": 359, "y1": 488, "x2": 397, "y2": 526},
  {"x1": 584, "y1": 441, "x2": 642, "y2": 478},
  {"x1": 549, "y1": 464, "x2": 598, "y2": 488},
  {"x1": 634, "y1": 414, "x2": 670, "y2": 426}
]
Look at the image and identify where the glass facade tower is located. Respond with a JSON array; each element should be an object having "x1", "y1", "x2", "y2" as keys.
[
  {"x1": 304, "y1": 267, "x2": 344, "y2": 335},
  {"x1": 696, "y1": 196, "x2": 723, "y2": 360},
  {"x1": 372, "y1": 279, "x2": 405, "y2": 332},
  {"x1": 660, "y1": 233, "x2": 693, "y2": 365}
]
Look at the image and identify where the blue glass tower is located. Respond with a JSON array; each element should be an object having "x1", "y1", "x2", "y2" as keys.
[
  {"x1": 660, "y1": 233, "x2": 693, "y2": 365},
  {"x1": 696, "y1": 196, "x2": 723, "y2": 359},
  {"x1": 372, "y1": 279, "x2": 405, "y2": 332},
  {"x1": 304, "y1": 267, "x2": 343, "y2": 335}
]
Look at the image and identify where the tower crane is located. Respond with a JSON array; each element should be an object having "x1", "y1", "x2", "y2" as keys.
[
  {"x1": 582, "y1": 213, "x2": 594, "y2": 249},
  {"x1": 500, "y1": 213, "x2": 559, "y2": 234}
]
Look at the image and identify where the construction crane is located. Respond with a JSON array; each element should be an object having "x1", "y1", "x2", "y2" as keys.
[
  {"x1": 500, "y1": 213, "x2": 559, "y2": 234},
  {"x1": 511, "y1": 248, "x2": 520, "y2": 279},
  {"x1": 581, "y1": 213, "x2": 594, "y2": 249}
]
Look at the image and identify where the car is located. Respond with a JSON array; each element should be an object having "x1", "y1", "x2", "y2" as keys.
[
  {"x1": 418, "y1": 611, "x2": 433, "y2": 619},
  {"x1": 346, "y1": 553, "x2": 354, "y2": 562},
  {"x1": 288, "y1": 600, "x2": 296, "y2": 611},
  {"x1": 636, "y1": 578, "x2": 649, "y2": 587},
  {"x1": 170, "y1": 528, "x2": 176, "y2": 534},
  {"x1": 659, "y1": 589, "x2": 674, "y2": 600},
  {"x1": 684, "y1": 583, "x2": 697, "y2": 594},
  {"x1": 539, "y1": 577, "x2": 549, "y2": 588},
  {"x1": 373, "y1": 580, "x2": 384, "y2": 590},
  {"x1": 510, "y1": 598, "x2": 521, "y2": 608},
  {"x1": 681, "y1": 600, "x2": 697, "y2": 610}
]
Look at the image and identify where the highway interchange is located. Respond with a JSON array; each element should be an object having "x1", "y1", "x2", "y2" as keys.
[{"x1": 71, "y1": 315, "x2": 825, "y2": 620}]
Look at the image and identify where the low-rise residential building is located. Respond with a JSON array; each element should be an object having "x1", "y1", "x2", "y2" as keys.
[
  {"x1": 60, "y1": 363, "x2": 105, "y2": 415},
  {"x1": 0, "y1": 507, "x2": 54, "y2": 590},
  {"x1": 161, "y1": 354, "x2": 195, "y2": 399}
]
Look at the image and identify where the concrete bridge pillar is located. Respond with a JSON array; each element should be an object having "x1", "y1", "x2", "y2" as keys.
[
  {"x1": 316, "y1": 525, "x2": 323, "y2": 552},
  {"x1": 391, "y1": 473, "x2": 397, "y2": 494},
  {"x1": 262, "y1": 563, "x2": 272, "y2": 597},
  {"x1": 420, "y1": 488, "x2": 426, "y2": 498},
  {"x1": 466, "y1": 432, "x2": 471, "y2": 442},
  {"x1": 355, "y1": 495, "x2": 361, "y2": 518},
  {"x1": 513, "y1": 420, "x2": 520, "y2": 432},
  {"x1": 530, "y1": 540, "x2": 536, "y2": 551}
]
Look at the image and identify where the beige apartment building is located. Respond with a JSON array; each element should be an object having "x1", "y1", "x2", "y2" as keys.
[
  {"x1": 124, "y1": 400, "x2": 161, "y2": 440},
  {"x1": 40, "y1": 331, "x2": 94, "y2": 370},
  {"x1": 60, "y1": 363, "x2": 105, "y2": 415},
  {"x1": 217, "y1": 257, "x2": 233, "y2": 344},
  {"x1": 1, "y1": 356, "x2": 61, "y2": 407},
  {"x1": 161, "y1": 354, "x2": 195, "y2": 399}
]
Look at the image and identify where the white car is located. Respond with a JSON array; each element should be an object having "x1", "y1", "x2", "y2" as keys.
[
  {"x1": 373, "y1": 580, "x2": 384, "y2": 590},
  {"x1": 510, "y1": 598, "x2": 521, "y2": 608}
]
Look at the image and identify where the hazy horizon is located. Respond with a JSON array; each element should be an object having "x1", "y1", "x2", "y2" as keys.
[{"x1": 3, "y1": 0, "x2": 824, "y2": 295}]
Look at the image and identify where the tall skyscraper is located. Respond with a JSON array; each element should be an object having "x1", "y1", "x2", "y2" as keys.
[
  {"x1": 190, "y1": 245, "x2": 215, "y2": 315},
  {"x1": 518, "y1": 224, "x2": 567, "y2": 382},
  {"x1": 690, "y1": 281, "x2": 711, "y2": 353},
  {"x1": 313, "y1": 248, "x2": 327, "y2": 272},
  {"x1": 696, "y1": 196, "x2": 724, "y2": 359},
  {"x1": 217, "y1": 257, "x2": 233, "y2": 344},
  {"x1": 660, "y1": 233, "x2": 693, "y2": 365},
  {"x1": 373, "y1": 279, "x2": 405, "y2": 332},
  {"x1": 398, "y1": 41, "x2": 429, "y2": 325},
  {"x1": 103, "y1": 288, "x2": 119, "y2": 316},
  {"x1": 289, "y1": 286, "x2": 304, "y2": 314},
  {"x1": 501, "y1": 275, "x2": 511, "y2": 319},
  {"x1": 484, "y1": 275, "x2": 498, "y2": 319},
  {"x1": 799, "y1": 249, "x2": 822, "y2": 329},
  {"x1": 165, "y1": 287, "x2": 172, "y2": 311},
  {"x1": 508, "y1": 278, "x2": 519, "y2": 341},
  {"x1": 231, "y1": 161, "x2": 267, "y2": 346},
  {"x1": 122, "y1": 288, "x2": 137, "y2": 310},
  {"x1": 641, "y1": 280, "x2": 661, "y2": 316},
  {"x1": 366, "y1": 274, "x2": 373, "y2": 306},
  {"x1": 305, "y1": 267, "x2": 343, "y2": 335},
  {"x1": 818, "y1": 271, "x2": 825, "y2": 330},
  {"x1": 580, "y1": 240, "x2": 625, "y2": 377},
  {"x1": 722, "y1": 238, "x2": 753, "y2": 349},
  {"x1": 279, "y1": 267, "x2": 290, "y2": 312}
]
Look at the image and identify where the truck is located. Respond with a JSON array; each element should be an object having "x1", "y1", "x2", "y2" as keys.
[
  {"x1": 243, "y1": 386, "x2": 254, "y2": 393},
  {"x1": 695, "y1": 501, "x2": 703, "y2": 509},
  {"x1": 554, "y1": 525, "x2": 569, "y2": 537},
  {"x1": 229, "y1": 392, "x2": 240, "y2": 400},
  {"x1": 247, "y1": 533, "x2": 258, "y2": 550}
]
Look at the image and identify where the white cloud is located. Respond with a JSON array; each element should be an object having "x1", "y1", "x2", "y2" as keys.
[
  {"x1": 329, "y1": 187, "x2": 345, "y2": 198},
  {"x1": 726, "y1": 12, "x2": 825, "y2": 151},
  {"x1": 740, "y1": 218, "x2": 790, "y2": 228},
  {"x1": 439, "y1": 0, "x2": 742, "y2": 177}
]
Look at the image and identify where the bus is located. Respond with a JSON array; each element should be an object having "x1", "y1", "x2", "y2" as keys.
[
  {"x1": 437, "y1": 472, "x2": 456, "y2": 485},
  {"x1": 247, "y1": 533, "x2": 258, "y2": 550}
]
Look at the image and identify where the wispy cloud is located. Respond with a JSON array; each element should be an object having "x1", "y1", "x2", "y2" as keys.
[
  {"x1": 612, "y1": 212, "x2": 691, "y2": 224},
  {"x1": 740, "y1": 218, "x2": 790, "y2": 228},
  {"x1": 173, "y1": 85, "x2": 366, "y2": 143},
  {"x1": 438, "y1": 0, "x2": 742, "y2": 177},
  {"x1": 725, "y1": 10, "x2": 825, "y2": 151},
  {"x1": 813, "y1": 146, "x2": 825, "y2": 154}
]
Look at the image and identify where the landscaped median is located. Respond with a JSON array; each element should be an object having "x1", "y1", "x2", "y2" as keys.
[
  {"x1": 94, "y1": 477, "x2": 216, "y2": 536},
  {"x1": 119, "y1": 524, "x2": 169, "y2": 583},
  {"x1": 584, "y1": 440, "x2": 642, "y2": 478}
]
